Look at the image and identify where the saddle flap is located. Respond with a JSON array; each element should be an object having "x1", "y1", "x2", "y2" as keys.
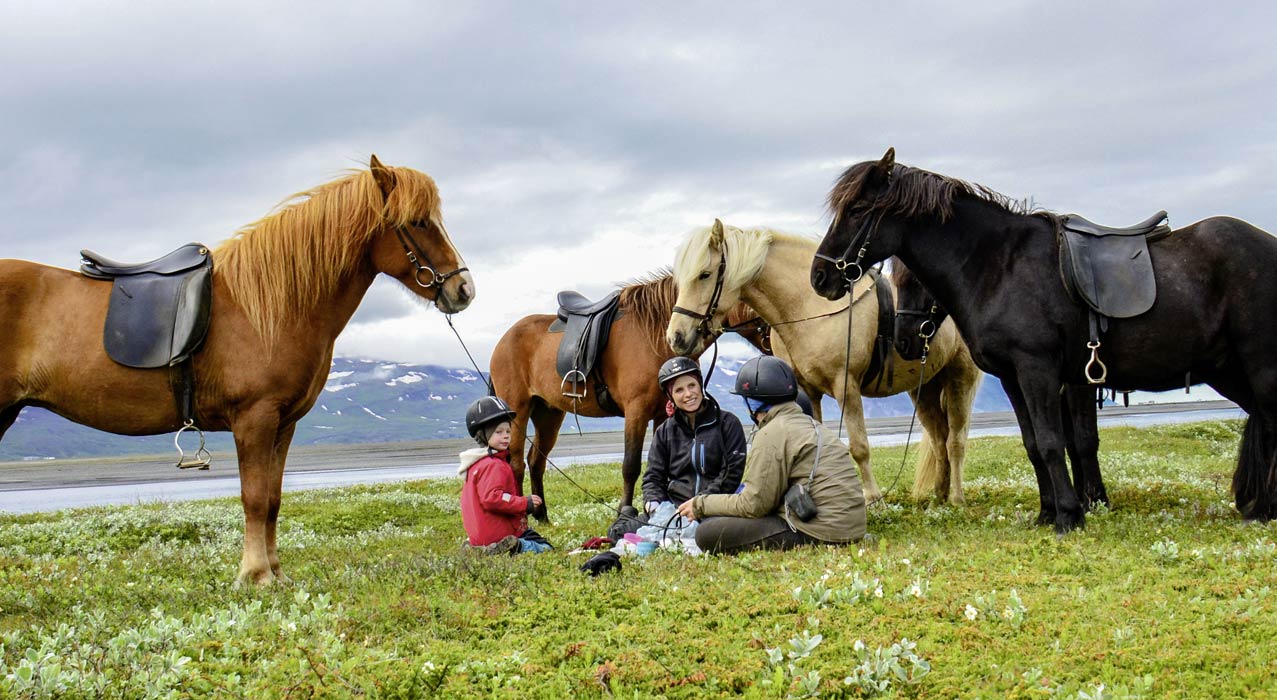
[
  {"x1": 1060, "y1": 228, "x2": 1157, "y2": 319},
  {"x1": 103, "y1": 262, "x2": 213, "y2": 369},
  {"x1": 554, "y1": 292, "x2": 622, "y2": 393},
  {"x1": 81, "y1": 242, "x2": 211, "y2": 280}
]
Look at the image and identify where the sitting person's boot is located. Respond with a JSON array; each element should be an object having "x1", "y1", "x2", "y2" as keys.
[
  {"x1": 481, "y1": 535, "x2": 520, "y2": 556},
  {"x1": 607, "y1": 505, "x2": 644, "y2": 542}
]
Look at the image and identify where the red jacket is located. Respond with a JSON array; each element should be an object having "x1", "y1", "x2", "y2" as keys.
[{"x1": 459, "y1": 448, "x2": 531, "y2": 546}]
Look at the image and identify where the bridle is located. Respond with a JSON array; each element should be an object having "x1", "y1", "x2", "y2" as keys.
[
  {"x1": 393, "y1": 220, "x2": 469, "y2": 289},
  {"x1": 671, "y1": 239, "x2": 729, "y2": 342},
  {"x1": 812, "y1": 208, "x2": 883, "y2": 288},
  {"x1": 813, "y1": 164, "x2": 900, "y2": 288}
]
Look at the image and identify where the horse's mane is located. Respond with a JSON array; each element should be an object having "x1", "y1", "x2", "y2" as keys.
[
  {"x1": 213, "y1": 165, "x2": 442, "y2": 348},
  {"x1": 673, "y1": 224, "x2": 807, "y2": 296},
  {"x1": 827, "y1": 162, "x2": 1035, "y2": 225},
  {"x1": 619, "y1": 268, "x2": 678, "y2": 339}
]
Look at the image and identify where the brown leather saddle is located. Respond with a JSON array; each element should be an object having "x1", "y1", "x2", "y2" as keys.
[
  {"x1": 548, "y1": 290, "x2": 623, "y2": 410},
  {"x1": 1057, "y1": 211, "x2": 1172, "y2": 383},
  {"x1": 80, "y1": 242, "x2": 214, "y2": 468}
]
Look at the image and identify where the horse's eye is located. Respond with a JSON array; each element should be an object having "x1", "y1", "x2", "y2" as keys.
[{"x1": 698, "y1": 271, "x2": 711, "y2": 281}]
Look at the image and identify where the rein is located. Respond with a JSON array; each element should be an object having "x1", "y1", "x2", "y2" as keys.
[{"x1": 393, "y1": 223, "x2": 469, "y2": 289}]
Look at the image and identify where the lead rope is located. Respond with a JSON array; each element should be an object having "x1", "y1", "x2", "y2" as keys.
[{"x1": 445, "y1": 314, "x2": 492, "y2": 393}]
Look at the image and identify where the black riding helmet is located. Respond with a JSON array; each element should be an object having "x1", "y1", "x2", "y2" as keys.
[
  {"x1": 657, "y1": 356, "x2": 703, "y2": 395},
  {"x1": 732, "y1": 355, "x2": 798, "y2": 402},
  {"x1": 465, "y1": 396, "x2": 517, "y2": 443}
]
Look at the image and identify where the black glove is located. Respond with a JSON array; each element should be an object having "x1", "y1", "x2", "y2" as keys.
[{"x1": 579, "y1": 551, "x2": 622, "y2": 577}]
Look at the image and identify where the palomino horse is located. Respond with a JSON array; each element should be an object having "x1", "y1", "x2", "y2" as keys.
[
  {"x1": 812, "y1": 148, "x2": 1277, "y2": 531},
  {"x1": 0, "y1": 156, "x2": 473, "y2": 585},
  {"x1": 490, "y1": 272, "x2": 761, "y2": 519},
  {"x1": 668, "y1": 221, "x2": 982, "y2": 503}
]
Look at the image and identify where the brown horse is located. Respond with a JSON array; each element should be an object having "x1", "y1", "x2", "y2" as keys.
[
  {"x1": 0, "y1": 156, "x2": 473, "y2": 585},
  {"x1": 489, "y1": 272, "x2": 760, "y2": 519}
]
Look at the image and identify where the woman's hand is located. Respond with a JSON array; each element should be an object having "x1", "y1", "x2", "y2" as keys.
[
  {"x1": 529, "y1": 495, "x2": 544, "y2": 508},
  {"x1": 676, "y1": 499, "x2": 697, "y2": 521}
]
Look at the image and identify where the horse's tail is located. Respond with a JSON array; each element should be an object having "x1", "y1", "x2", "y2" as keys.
[
  {"x1": 1232, "y1": 415, "x2": 1277, "y2": 521},
  {"x1": 910, "y1": 431, "x2": 943, "y2": 501}
]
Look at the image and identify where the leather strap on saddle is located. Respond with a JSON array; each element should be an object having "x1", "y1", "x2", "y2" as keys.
[
  {"x1": 860, "y1": 268, "x2": 898, "y2": 393},
  {"x1": 549, "y1": 290, "x2": 623, "y2": 400}
]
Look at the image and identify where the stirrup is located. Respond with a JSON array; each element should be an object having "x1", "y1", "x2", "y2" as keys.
[
  {"x1": 560, "y1": 370, "x2": 588, "y2": 399},
  {"x1": 175, "y1": 419, "x2": 212, "y2": 470},
  {"x1": 1084, "y1": 341, "x2": 1107, "y2": 385}
]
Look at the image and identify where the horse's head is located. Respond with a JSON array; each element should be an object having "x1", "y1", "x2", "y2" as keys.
[
  {"x1": 367, "y1": 155, "x2": 475, "y2": 314},
  {"x1": 891, "y1": 259, "x2": 946, "y2": 361},
  {"x1": 812, "y1": 147, "x2": 903, "y2": 301},
  {"x1": 667, "y1": 219, "x2": 761, "y2": 356}
]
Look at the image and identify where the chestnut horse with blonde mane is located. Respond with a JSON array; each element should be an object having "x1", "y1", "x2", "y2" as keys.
[
  {"x1": 0, "y1": 156, "x2": 473, "y2": 585},
  {"x1": 668, "y1": 220, "x2": 982, "y2": 504},
  {"x1": 490, "y1": 272, "x2": 762, "y2": 518}
]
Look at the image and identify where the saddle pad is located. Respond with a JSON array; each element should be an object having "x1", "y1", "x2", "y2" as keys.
[
  {"x1": 1060, "y1": 229, "x2": 1157, "y2": 319},
  {"x1": 103, "y1": 265, "x2": 213, "y2": 368}
]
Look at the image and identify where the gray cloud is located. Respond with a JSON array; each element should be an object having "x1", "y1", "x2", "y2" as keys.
[{"x1": 2, "y1": 1, "x2": 1275, "y2": 364}]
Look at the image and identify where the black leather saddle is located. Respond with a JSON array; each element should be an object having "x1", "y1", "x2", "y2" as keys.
[
  {"x1": 548, "y1": 290, "x2": 622, "y2": 399},
  {"x1": 80, "y1": 242, "x2": 214, "y2": 370},
  {"x1": 1059, "y1": 210, "x2": 1171, "y2": 319}
]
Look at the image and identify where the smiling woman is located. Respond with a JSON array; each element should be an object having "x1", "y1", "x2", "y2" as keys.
[{"x1": 0, "y1": 155, "x2": 474, "y2": 586}]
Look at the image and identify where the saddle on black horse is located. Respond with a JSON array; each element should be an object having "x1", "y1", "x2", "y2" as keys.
[
  {"x1": 1057, "y1": 210, "x2": 1171, "y2": 383},
  {"x1": 80, "y1": 242, "x2": 214, "y2": 468},
  {"x1": 548, "y1": 290, "x2": 623, "y2": 413}
]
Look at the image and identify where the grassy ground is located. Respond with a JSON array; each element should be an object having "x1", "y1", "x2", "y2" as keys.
[{"x1": 1, "y1": 420, "x2": 1274, "y2": 699}]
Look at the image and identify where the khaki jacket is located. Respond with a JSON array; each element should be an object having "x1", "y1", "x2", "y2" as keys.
[{"x1": 691, "y1": 402, "x2": 866, "y2": 543}]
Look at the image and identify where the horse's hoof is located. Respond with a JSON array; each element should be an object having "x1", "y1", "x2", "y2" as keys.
[
  {"x1": 1054, "y1": 512, "x2": 1085, "y2": 535},
  {"x1": 234, "y1": 569, "x2": 278, "y2": 588}
]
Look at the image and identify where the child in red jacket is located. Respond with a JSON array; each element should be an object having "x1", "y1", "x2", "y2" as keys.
[{"x1": 460, "y1": 396, "x2": 552, "y2": 555}]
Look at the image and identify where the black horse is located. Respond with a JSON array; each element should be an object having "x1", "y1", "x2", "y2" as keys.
[
  {"x1": 812, "y1": 148, "x2": 1273, "y2": 532},
  {"x1": 892, "y1": 260, "x2": 1109, "y2": 511}
]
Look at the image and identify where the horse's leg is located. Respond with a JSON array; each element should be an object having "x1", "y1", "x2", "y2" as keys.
[
  {"x1": 265, "y1": 423, "x2": 295, "y2": 582},
  {"x1": 1062, "y1": 385, "x2": 1107, "y2": 510},
  {"x1": 941, "y1": 362, "x2": 981, "y2": 505},
  {"x1": 1003, "y1": 373, "x2": 1084, "y2": 533},
  {"x1": 232, "y1": 409, "x2": 284, "y2": 586},
  {"x1": 1000, "y1": 377, "x2": 1056, "y2": 526},
  {"x1": 0, "y1": 404, "x2": 20, "y2": 442},
  {"x1": 506, "y1": 395, "x2": 533, "y2": 496},
  {"x1": 527, "y1": 400, "x2": 565, "y2": 522},
  {"x1": 620, "y1": 412, "x2": 649, "y2": 509},
  {"x1": 838, "y1": 392, "x2": 880, "y2": 502},
  {"x1": 801, "y1": 381, "x2": 823, "y2": 423},
  {"x1": 908, "y1": 383, "x2": 950, "y2": 503}
]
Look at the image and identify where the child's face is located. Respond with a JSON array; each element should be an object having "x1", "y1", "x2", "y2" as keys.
[{"x1": 487, "y1": 421, "x2": 512, "y2": 451}]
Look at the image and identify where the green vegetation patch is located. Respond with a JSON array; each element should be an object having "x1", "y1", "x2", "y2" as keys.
[{"x1": 1, "y1": 420, "x2": 1274, "y2": 699}]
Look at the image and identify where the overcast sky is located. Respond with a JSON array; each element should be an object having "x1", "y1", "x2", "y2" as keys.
[{"x1": 3, "y1": 1, "x2": 1274, "y2": 368}]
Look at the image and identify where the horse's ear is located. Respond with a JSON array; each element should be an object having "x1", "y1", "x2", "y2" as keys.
[
  {"x1": 711, "y1": 218, "x2": 725, "y2": 246},
  {"x1": 370, "y1": 154, "x2": 395, "y2": 199},
  {"x1": 877, "y1": 148, "x2": 895, "y2": 175}
]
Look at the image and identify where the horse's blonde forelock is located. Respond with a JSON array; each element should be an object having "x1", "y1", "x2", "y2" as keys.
[
  {"x1": 673, "y1": 223, "x2": 777, "y2": 296},
  {"x1": 213, "y1": 164, "x2": 442, "y2": 350}
]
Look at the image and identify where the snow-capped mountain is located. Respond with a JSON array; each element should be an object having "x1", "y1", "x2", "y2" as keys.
[{"x1": 0, "y1": 355, "x2": 1016, "y2": 461}]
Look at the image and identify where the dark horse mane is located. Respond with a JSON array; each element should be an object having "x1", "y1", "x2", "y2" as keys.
[
  {"x1": 618, "y1": 267, "x2": 677, "y2": 346},
  {"x1": 827, "y1": 161, "x2": 1042, "y2": 225}
]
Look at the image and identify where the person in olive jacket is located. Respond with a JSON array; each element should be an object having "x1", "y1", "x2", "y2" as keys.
[{"x1": 677, "y1": 356, "x2": 866, "y2": 554}]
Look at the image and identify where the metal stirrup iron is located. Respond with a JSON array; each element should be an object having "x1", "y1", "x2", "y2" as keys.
[{"x1": 175, "y1": 419, "x2": 212, "y2": 470}]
